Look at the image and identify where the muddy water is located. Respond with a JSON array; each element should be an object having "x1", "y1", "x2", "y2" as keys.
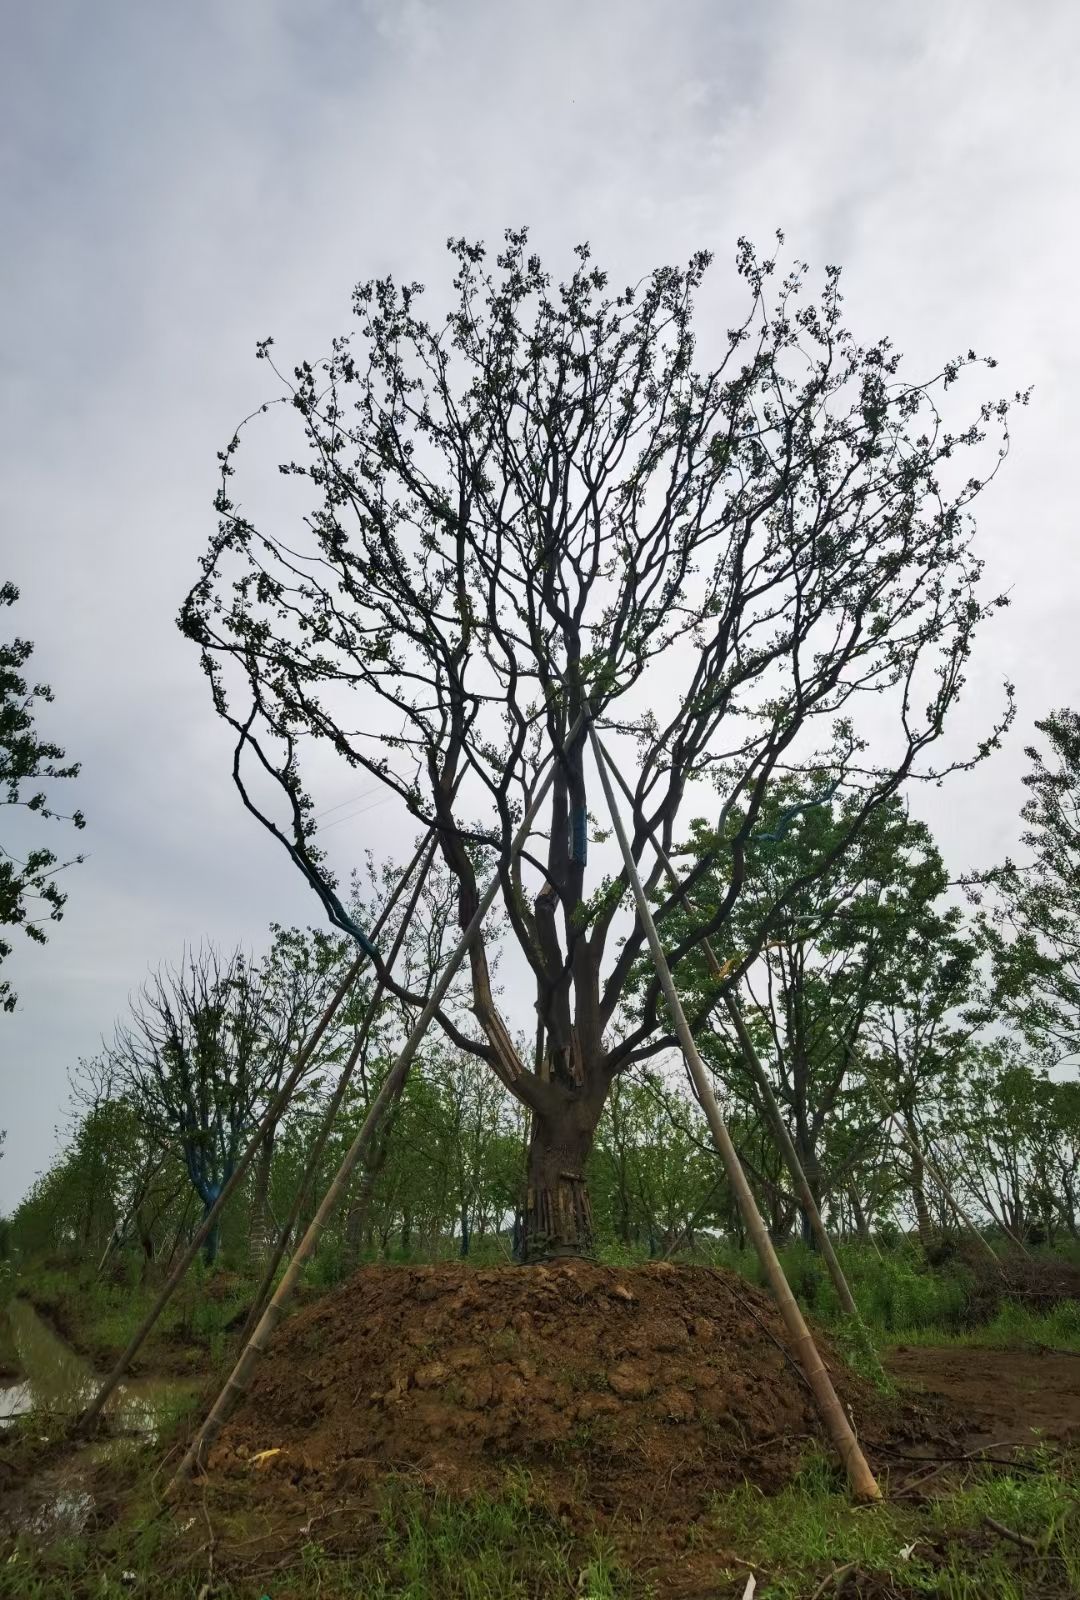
[
  {"x1": 1, "y1": 1297, "x2": 188, "y2": 1435},
  {"x1": 1, "y1": 1298, "x2": 192, "y2": 1538}
]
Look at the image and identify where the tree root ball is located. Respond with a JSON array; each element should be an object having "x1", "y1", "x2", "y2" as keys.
[{"x1": 208, "y1": 1262, "x2": 937, "y2": 1519}]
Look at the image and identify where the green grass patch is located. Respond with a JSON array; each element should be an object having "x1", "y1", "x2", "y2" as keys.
[
  {"x1": 710, "y1": 1446, "x2": 1080, "y2": 1598},
  {"x1": 4, "y1": 1453, "x2": 1080, "y2": 1599},
  {"x1": 0, "y1": 1471, "x2": 639, "y2": 1599},
  {"x1": 891, "y1": 1297, "x2": 1080, "y2": 1354},
  {"x1": 14, "y1": 1258, "x2": 254, "y2": 1377}
]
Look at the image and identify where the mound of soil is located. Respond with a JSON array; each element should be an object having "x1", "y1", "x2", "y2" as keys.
[
  {"x1": 209, "y1": 1261, "x2": 931, "y2": 1521},
  {"x1": 968, "y1": 1251, "x2": 1080, "y2": 1319}
]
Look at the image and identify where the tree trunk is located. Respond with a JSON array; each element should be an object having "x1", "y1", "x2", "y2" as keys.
[
  {"x1": 905, "y1": 1117, "x2": 936, "y2": 1253},
  {"x1": 795, "y1": 1132, "x2": 823, "y2": 1249},
  {"x1": 848, "y1": 1186, "x2": 871, "y2": 1245},
  {"x1": 249, "y1": 1129, "x2": 276, "y2": 1265},
  {"x1": 523, "y1": 1093, "x2": 601, "y2": 1260},
  {"x1": 202, "y1": 1208, "x2": 221, "y2": 1266}
]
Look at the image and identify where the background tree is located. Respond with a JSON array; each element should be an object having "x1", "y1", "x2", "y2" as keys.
[
  {"x1": 1, "y1": 580, "x2": 85, "y2": 1012},
  {"x1": 245, "y1": 922, "x2": 357, "y2": 1261},
  {"x1": 182, "y1": 230, "x2": 1017, "y2": 1257},
  {"x1": 669, "y1": 789, "x2": 972, "y2": 1247},
  {"x1": 110, "y1": 947, "x2": 285, "y2": 1264},
  {"x1": 977, "y1": 709, "x2": 1080, "y2": 1070}
]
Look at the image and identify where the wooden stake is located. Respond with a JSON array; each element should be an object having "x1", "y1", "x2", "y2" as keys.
[
  {"x1": 77, "y1": 830, "x2": 432, "y2": 1434},
  {"x1": 237, "y1": 837, "x2": 439, "y2": 1344},
  {"x1": 589, "y1": 726, "x2": 881, "y2": 1502},
  {"x1": 166, "y1": 724, "x2": 578, "y2": 1492},
  {"x1": 595, "y1": 736, "x2": 863, "y2": 1325}
]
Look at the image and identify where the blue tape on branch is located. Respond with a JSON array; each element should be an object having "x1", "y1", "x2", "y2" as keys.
[
  {"x1": 285, "y1": 839, "x2": 381, "y2": 962},
  {"x1": 755, "y1": 779, "x2": 840, "y2": 845},
  {"x1": 570, "y1": 803, "x2": 588, "y2": 866}
]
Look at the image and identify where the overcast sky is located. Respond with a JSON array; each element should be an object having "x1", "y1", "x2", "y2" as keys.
[{"x1": 2, "y1": 0, "x2": 1078, "y2": 1210}]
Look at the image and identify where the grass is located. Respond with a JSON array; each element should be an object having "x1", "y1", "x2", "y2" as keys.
[
  {"x1": 706, "y1": 1446, "x2": 1080, "y2": 1598},
  {"x1": 0, "y1": 1471, "x2": 640, "y2": 1599},
  {"x1": 3, "y1": 1452, "x2": 1079, "y2": 1599},
  {"x1": 16, "y1": 1258, "x2": 255, "y2": 1377},
  {"x1": 890, "y1": 1297, "x2": 1080, "y2": 1354}
]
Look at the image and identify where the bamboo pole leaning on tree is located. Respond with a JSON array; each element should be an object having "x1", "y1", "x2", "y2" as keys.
[
  {"x1": 166, "y1": 724, "x2": 579, "y2": 1492},
  {"x1": 237, "y1": 837, "x2": 440, "y2": 1345},
  {"x1": 595, "y1": 737, "x2": 863, "y2": 1324},
  {"x1": 589, "y1": 726, "x2": 881, "y2": 1503},
  {"x1": 77, "y1": 830, "x2": 433, "y2": 1434}
]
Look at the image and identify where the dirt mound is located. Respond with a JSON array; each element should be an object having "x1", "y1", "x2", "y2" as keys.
[
  {"x1": 970, "y1": 1251, "x2": 1080, "y2": 1317},
  {"x1": 209, "y1": 1261, "x2": 927, "y2": 1522}
]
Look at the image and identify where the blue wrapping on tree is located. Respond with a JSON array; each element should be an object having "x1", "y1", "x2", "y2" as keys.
[
  {"x1": 569, "y1": 803, "x2": 588, "y2": 866},
  {"x1": 755, "y1": 779, "x2": 840, "y2": 845}
]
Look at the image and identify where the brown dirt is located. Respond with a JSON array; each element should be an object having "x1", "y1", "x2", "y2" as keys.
[
  {"x1": 886, "y1": 1343, "x2": 1080, "y2": 1450},
  {"x1": 966, "y1": 1250, "x2": 1080, "y2": 1320},
  {"x1": 207, "y1": 1260, "x2": 935, "y2": 1522}
]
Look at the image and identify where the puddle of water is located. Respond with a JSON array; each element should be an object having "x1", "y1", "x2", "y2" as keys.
[
  {"x1": 1, "y1": 1297, "x2": 188, "y2": 1437},
  {"x1": 1, "y1": 1297, "x2": 194, "y2": 1540}
]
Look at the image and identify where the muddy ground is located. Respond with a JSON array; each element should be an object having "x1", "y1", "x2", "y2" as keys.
[{"x1": 887, "y1": 1344, "x2": 1080, "y2": 1451}]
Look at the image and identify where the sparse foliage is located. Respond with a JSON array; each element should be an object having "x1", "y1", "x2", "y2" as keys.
[{"x1": 0, "y1": 581, "x2": 85, "y2": 1011}]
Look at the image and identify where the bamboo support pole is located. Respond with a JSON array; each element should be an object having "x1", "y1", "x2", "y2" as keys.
[
  {"x1": 77, "y1": 831, "x2": 432, "y2": 1434},
  {"x1": 590, "y1": 726, "x2": 881, "y2": 1502},
  {"x1": 596, "y1": 737, "x2": 863, "y2": 1324},
  {"x1": 167, "y1": 726, "x2": 577, "y2": 1492},
  {"x1": 237, "y1": 837, "x2": 439, "y2": 1345}
]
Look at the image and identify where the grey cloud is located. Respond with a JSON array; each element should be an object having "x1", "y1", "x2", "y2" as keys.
[{"x1": 2, "y1": 0, "x2": 1078, "y2": 1205}]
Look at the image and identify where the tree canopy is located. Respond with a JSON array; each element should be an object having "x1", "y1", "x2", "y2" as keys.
[{"x1": 181, "y1": 231, "x2": 1021, "y2": 1254}]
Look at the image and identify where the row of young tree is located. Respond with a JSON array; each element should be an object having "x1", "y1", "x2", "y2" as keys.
[{"x1": 10, "y1": 707, "x2": 1080, "y2": 1275}]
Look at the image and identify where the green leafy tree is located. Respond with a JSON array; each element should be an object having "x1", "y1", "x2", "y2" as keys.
[
  {"x1": 977, "y1": 709, "x2": 1080, "y2": 1068},
  {"x1": 668, "y1": 789, "x2": 964, "y2": 1243},
  {"x1": 1, "y1": 582, "x2": 85, "y2": 1011}
]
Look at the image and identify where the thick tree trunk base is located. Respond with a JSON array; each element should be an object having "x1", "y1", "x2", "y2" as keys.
[
  {"x1": 523, "y1": 1111, "x2": 597, "y2": 1261},
  {"x1": 524, "y1": 1174, "x2": 594, "y2": 1260}
]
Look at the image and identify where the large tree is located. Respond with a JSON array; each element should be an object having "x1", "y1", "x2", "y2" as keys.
[
  {"x1": 1, "y1": 581, "x2": 85, "y2": 1012},
  {"x1": 182, "y1": 230, "x2": 1018, "y2": 1257}
]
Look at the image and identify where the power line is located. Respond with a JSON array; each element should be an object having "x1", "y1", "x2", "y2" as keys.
[
  {"x1": 317, "y1": 792, "x2": 395, "y2": 835},
  {"x1": 312, "y1": 786, "x2": 381, "y2": 823}
]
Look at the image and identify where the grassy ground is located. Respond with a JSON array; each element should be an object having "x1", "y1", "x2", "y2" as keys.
[
  {"x1": 16, "y1": 1259, "x2": 264, "y2": 1377},
  {"x1": 889, "y1": 1298, "x2": 1080, "y2": 1354},
  {"x1": 6, "y1": 1244, "x2": 1080, "y2": 1595},
  {"x1": 2, "y1": 1444, "x2": 1078, "y2": 1597}
]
